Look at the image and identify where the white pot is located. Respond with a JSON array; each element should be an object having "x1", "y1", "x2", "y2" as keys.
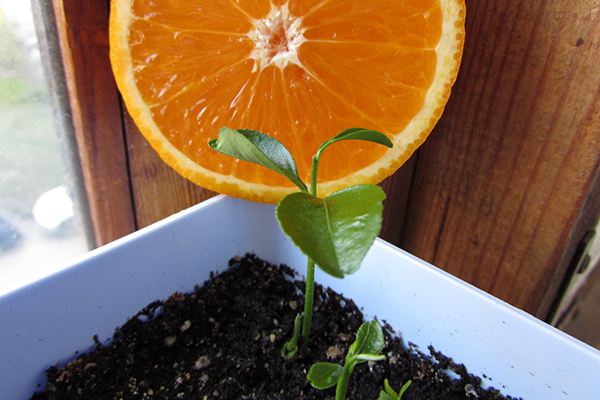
[{"x1": 1, "y1": 196, "x2": 599, "y2": 399}]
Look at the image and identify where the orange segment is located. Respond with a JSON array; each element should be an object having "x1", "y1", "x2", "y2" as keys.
[{"x1": 110, "y1": 0, "x2": 466, "y2": 204}]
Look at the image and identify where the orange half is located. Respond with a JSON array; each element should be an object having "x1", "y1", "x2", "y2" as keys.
[{"x1": 110, "y1": 0, "x2": 466, "y2": 203}]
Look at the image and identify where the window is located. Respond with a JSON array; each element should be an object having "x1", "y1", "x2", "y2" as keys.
[{"x1": 0, "y1": 0, "x2": 90, "y2": 294}]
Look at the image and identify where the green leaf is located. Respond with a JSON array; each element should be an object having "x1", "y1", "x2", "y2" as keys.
[
  {"x1": 349, "y1": 320, "x2": 384, "y2": 359},
  {"x1": 384, "y1": 379, "x2": 397, "y2": 397},
  {"x1": 276, "y1": 184, "x2": 385, "y2": 278},
  {"x1": 378, "y1": 391, "x2": 396, "y2": 400},
  {"x1": 378, "y1": 379, "x2": 412, "y2": 400},
  {"x1": 317, "y1": 128, "x2": 393, "y2": 155},
  {"x1": 398, "y1": 380, "x2": 412, "y2": 398},
  {"x1": 378, "y1": 380, "x2": 397, "y2": 400},
  {"x1": 307, "y1": 362, "x2": 344, "y2": 389},
  {"x1": 331, "y1": 127, "x2": 393, "y2": 147},
  {"x1": 208, "y1": 127, "x2": 308, "y2": 192}
]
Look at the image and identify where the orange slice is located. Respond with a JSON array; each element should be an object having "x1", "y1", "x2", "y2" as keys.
[{"x1": 110, "y1": 0, "x2": 465, "y2": 204}]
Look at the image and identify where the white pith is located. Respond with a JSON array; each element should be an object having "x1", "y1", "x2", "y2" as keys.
[{"x1": 247, "y1": 3, "x2": 307, "y2": 72}]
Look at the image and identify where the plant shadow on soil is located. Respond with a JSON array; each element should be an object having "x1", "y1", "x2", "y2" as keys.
[{"x1": 31, "y1": 254, "x2": 521, "y2": 400}]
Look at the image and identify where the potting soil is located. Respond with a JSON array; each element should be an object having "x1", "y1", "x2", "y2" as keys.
[{"x1": 31, "y1": 254, "x2": 521, "y2": 400}]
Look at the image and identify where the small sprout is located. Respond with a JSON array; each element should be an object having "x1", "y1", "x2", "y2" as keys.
[
  {"x1": 307, "y1": 320, "x2": 386, "y2": 400},
  {"x1": 210, "y1": 127, "x2": 392, "y2": 353},
  {"x1": 281, "y1": 314, "x2": 302, "y2": 357},
  {"x1": 378, "y1": 379, "x2": 412, "y2": 400}
]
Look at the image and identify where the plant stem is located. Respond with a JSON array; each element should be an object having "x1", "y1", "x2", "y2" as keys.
[
  {"x1": 302, "y1": 258, "x2": 315, "y2": 345},
  {"x1": 311, "y1": 153, "x2": 320, "y2": 197},
  {"x1": 335, "y1": 363, "x2": 354, "y2": 400},
  {"x1": 301, "y1": 151, "x2": 321, "y2": 346}
]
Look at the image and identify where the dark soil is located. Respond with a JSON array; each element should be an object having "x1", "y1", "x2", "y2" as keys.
[{"x1": 31, "y1": 254, "x2": 521, "y2": 400}]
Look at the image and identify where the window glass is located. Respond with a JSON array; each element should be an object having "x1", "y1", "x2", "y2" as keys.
[{"x1": 0, "y1": 1, "x2": 88, "y2": 294}]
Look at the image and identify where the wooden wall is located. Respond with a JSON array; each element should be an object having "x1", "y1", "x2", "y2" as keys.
[
  {"x1": 52, "y1": 0, "x2": 600, "y2": 319},
  {"x1": 400, "y1": 1, "x2": 600, "y2": 318}
]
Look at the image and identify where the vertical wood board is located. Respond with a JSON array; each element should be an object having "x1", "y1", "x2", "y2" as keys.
[
  {"x1": 123, "y1": 111, "x2": 218, "y2": 229},
  {"x1": 53, "y1": 0, "x2": 135, "y2": 246},
  {"x1": 402, "y1": 0, "x2": 600, "y2": 315}
]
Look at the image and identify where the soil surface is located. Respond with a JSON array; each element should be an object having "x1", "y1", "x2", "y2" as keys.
[{"x1": 31, "y1": 254, "x2": 521, "y2": 400}]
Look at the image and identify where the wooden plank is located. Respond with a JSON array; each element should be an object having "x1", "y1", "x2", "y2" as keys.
[
  {"x1": 379, "y1": 155, "x2": 417, "y2": 247},
  {"x1": 401, "y1": 0, "x2": 600, "y2": 316},
  {"x1": 53, "y1": 0, "x2": 135, "y2": 246},
  {"x1": 122, "y1": 111, "x2": 218, "y2": 229}
]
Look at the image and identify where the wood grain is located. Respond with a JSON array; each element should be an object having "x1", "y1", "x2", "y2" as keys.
[
  {"x1": 379, "y1": 155, "x2": 417, "y2": 246},
  {"x1": 122, "y1": 111, "x2": 218, "y2": 230},
  {"x1": 401, "y1": 0, "x2": 600, "y2": 316},
  {"x1": 53, "y1": 0, "x2": 135, "y2": 246}
]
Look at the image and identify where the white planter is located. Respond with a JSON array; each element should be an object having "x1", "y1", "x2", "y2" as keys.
[{"x1": 1, "y1": 195, "x2": 599, "y2": 399}]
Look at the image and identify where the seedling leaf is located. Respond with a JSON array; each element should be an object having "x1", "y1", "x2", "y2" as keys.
[
  {"x1": 209, "y1": 127, "x2": 308, "y2": 192},
  {"x1": 307, "y1": 362, "x2": 344, "y2": 389},
  {"x1": 378, "y1": 379, "x2": 412, "y2": 400},
  {"x1": 317, "y1": 128, "x2": 393, "y2": 156},
  {"x1": 398, "y1": 380, "x2": 412, "y2": 398},
  {"x1": 276, "y1": 184, "x2": 385, "y2": 278},
  {"x1": 309, "y1": 320, "x2": 386, "y2": 400},
  {"x1": 349, "y1": 319, "x2": 385, "y2": 359},
  {"x1": 331, "y1": 127, "x2": 393, "y2": 146},
  {"x1": 379, "y1": 391, "x2": 396, "y2": 400}
]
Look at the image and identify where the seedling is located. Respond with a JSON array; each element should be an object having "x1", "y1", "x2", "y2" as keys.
[
  {"x1": 307, "y1": 320, "x2": 386, "y2": 400},
  {"x1": 378, "y1": 379, "x2": 412, "y2": 400},
  {"x1": 209, "y1": 127, "x2": 392, "y2": 355}
]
